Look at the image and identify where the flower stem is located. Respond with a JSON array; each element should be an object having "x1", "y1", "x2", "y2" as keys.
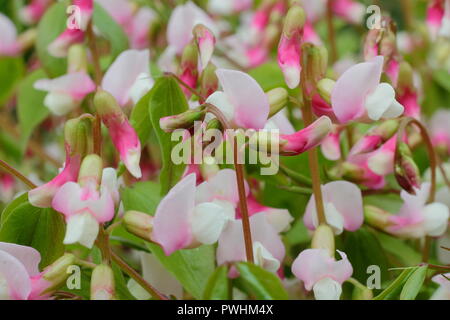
[
  {"x1": 397, "y1": 118, "x2": 437, "y2": 263},
  {"x1": 110, "y1": 251, "x2": 168, "y2": 300},
  {"x1": 326, "y1": 0, "x2": 338, "y2": 64},
  {"x1": 205, "y1": 104, "x2": 254, "y2": 264},
  {"x1": 300, "y1": 96, "x2": 327, "y2": 226},
  {"x1": 0, "y1": 159, "x2": 36, "y2": 189}
]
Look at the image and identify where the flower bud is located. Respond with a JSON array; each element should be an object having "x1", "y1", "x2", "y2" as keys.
[
  {"x1": 200, "y1": 158, "x2": 220, "y2": 180},
  {"x1": 78, "y1": 154, "x2": 103, "y2": 187},
  {"x1": 364, "y1": 205, "x2": 392, "y2": 230},
  {"x1": 301, "y1": 43, "x2": 328, "y2": 90},
  {"x1": 94, "y1": 89, "x2": 142, "y2": 179},
  {"x1": 68, "y1": 44, "x2": 88, "y2": 73},
  {"x1": 123, "y1": 210, "x2": 154, "y2": 242},
  {"x1": 91, "y1": 264, "x2": 116, "y2": 300},
  {"x1": 278, "y1": 5, "x2": 306, "y2": 89},
  {"x1": 200, "y1": 63, "x2": 218, "y2": 99},
  {"x1": 329, "y1": 162, "x2": 365, "y2": 182},
  {"x1": 40, "y1": 253, "x2": 77, "y2": 293},
  {"x1": 267, "y1": 87, "x2": 288, "y2": 118},
  {"x1": 193, "y1": 24, "x2": 216, "y2": 69},
  {"x1": 395, "y1": 142, "x2": 421, "y2": 194},
  {"x1": 179, "y1": 41, "x2": 199, "y2": 98},
  {"x1": 350, "y1": 120, "x2": 399, "y2": 156},
  {"x1": 352, "y1": 282, "x2": 373, "y2": 300},
  {"x1": 397, "y1": 62, "x2": 415, "y2": 92},
  {"x1": 311, "y1": 225, "x2": 335, "y2": 257},
  {"x1": 160, "y1": 106, "x2": 206, "y2": 133},
  {"x1": 317, "y1": 78, "x2": 335, "y2": 104}
]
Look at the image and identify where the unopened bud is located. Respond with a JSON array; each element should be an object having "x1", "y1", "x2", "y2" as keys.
[
  {"x1": 160, "y1": 106, "x2": 206, "y2": 133},
  {"x1": 193, "y1": 24, "x2": 215, "y2": 69},
  {"x1": 78, "y1": 154, "x2": 103, "y2": 187},
  {"x1": 329, "y1": 162, "x2": 365, "y2": 182},
  {"x1": 91, "y1": 264, "x2": 116, "y2": 300},
  {"x1": 94, "y1": 89, "x2": 123, "y2": 119},
  {"x1": 282, "y1": 5, "x2": 306, "y2": 38},
  {"x1": 395, "y1": 142, "x2": 421, "y2": 194},
  {"x1": 180, "y1": 42, "x2": 199, "y2": 98},
  {"x1": 311, "y1": 225, "x2": 335, "y2": 257},
  {"x1": 200, "y1": 63, "x2": 218, "y2": 98},
  {"x1": 352, "y1": 282, "x2": 373, "y2": 300},
  {"x1": 200, "y1": 158, "x2": 220, "y2": 180},
  {"x1": 373, "y1": 120, "x2": 399, "y2": 140},
  {"x1": 41, "y1": 253, "x2": 76, "y2": 293},
  {"x1": 364, "y1": 205, "x2": 392, "y2": 230},
  {"x1": 64, "y1": 117, "x2": 92, "y2": 157},
  {"x1": 68, "y1": 44, "x2": 88, "y2": 73},
  {"x1": 267, "y1": 87, "x2": 288, "y2": 118},
  {"x1": 123, "y1": 210, "x2": 154, "y2": 242},
  {"x1": 317, "y1": 78, "x2": 335, "y2": 104},
  {"x1": 301, "y1": 43, "x2": 328, "y2": 90}
]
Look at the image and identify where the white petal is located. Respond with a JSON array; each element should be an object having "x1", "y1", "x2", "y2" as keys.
[
  {"x1": 382, "y1": 100, "x2": 404, "y2": 119},
  {"x1": 367, "y1": 150, "x2": 394, "y2": 176},
  {"x1": 324, "y1": 202, "x2": 345, "y2": 235},
  {"x1": 424, "y1": 203, "x2": 449, "y2": 237},
  {"x1": 128, "y1": 73, "x2": 154, "y2": 105},
  {"x1": 205, "y1": 91, "x2": 235, "y2": 122},
  {"x1": 253, "y1": 241, "x2": 280, "y2": 273},
  {"x1": 364, "y1": 83, "x2": 403, "y2": 121},
  {"x1": 63, "y1": 212, "x2": 99, "y2": 248},
  {"x1": 0, "y1": 273, "x2": 10, "y2": 300},
  {"x1": 44, "y1": 92, "x2": 78, "y2": 116},
  {"x1": 190, "y1": 202, "x2": 233, "y2": 244},
  {"x1": 313, "y1": 277, "x2": 342, "y2": 300},
  {"x1": 265, "y1": 209, "x2": 293, "y2": 233}
]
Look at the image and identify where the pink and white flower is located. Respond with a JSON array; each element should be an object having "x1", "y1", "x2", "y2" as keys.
[
  {"x1": 303, "y1": 181, "x2": 364, "y2": 235},
  {"x1": 0, "y1": 13, "x2": 21, "y2": 56},
  {"x1": 152, "y1": 171, "x2": 239, "y2": 255},
  {"x1": 20, "y1": 0, "x2": 51, "y2": 25},
  {"x1": 167, "y1": 1, "x2": 217, "y2": 55},
  {"x1": 427, "y1": 0, "x2": 450, "y2": 39},
  {"x1": 429, "y1": 109, "x2": 450, "y2": 155},
  {"x1": 431, "y1": 273, "x2": 450, "y2": 300},
  {"x1": 102, "y1": 49, "x2": 153, "y2": 108},
  {"x1": 331, "y1": 56, "x2": 404, "y2": 124},
  {"x1": 34, "y1": 72, "x2": 96, "y2": 116},
  {"x1": 387, "y1": 183, "x2": 449, "y2": 238},
  {"x1": 52, "y1": 166, "x2": 116, "y2": 248},
  {"x1": 292, "y1": 249, "x2": 353, "y2": 300}
]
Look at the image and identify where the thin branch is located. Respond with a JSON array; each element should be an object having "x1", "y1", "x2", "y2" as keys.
[{"x1": 0, "y1": 159, "x2": 36, "y2": 189}]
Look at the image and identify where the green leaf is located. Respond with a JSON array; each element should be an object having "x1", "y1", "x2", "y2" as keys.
[
  {"x1": 373, "y1": 267, "x2": 417, "y2": 300},
  {"x1": 433, "y1": 70, "x2": 450, "y2": 92},
  {"x1": 400, "y1": 265, "x2": 428, "y2": 300},
  {"x1": 0, "y1": 198, "x2": 66, "y2": 268},
  {"x1": 342, "y1": 227, "x2": 389, "y2": 283},
  {"x1": 36, "y1": 1, "x2": 68, "y2": 77},
  {"x1": 130, "y1": 90, "x2": 153, "y2": 146},
  {"x1": 149, "y1": 76, "x2": 188, "y2": 195},
  {"x1": 147, "y1": 243, "x2": 215, "y2": 299},
  {"x1": 375, "y1": 232, "x2": 422, "y2": 266},
  {"x1": 121, "y1": 181, "x2": 161, "y2": 215},
  {"x1": 248, "y1": 62, "x2": 286, "y2": 91},
  {"x1": 17, "y1": 69, "x2": 50, "y2": 150},
  {"x1": 0, "y1": 192, "x2": 28, "y2": 225},
  {"x1": 236, "y1": 262, "x2": 289, "y2": 300},
  {"x1": 203, "y1": 266, "x2": 229, "y2": 300},
  {"x1": 112, "y1": 262, "x2": 136, "y2": 300},
  {"x1": 92, "y1": 3, "x2": 129, "y2": 66},
  {"x1": 0, "y1": 57, "x2": 24, "y2": 105}
]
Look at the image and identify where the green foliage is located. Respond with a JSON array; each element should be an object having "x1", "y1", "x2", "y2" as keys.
[
  {"x1": 0, "y1": 57, "x2": 24, "y2": 105},
  {"x1": 0, "y1": 195, "x2": 65, "y2": 268},
  {"x1": 148, "y1": 76, "x2": 188, "y2": 195},
  {"x1": 236, "y1": 262, "x2": 289, "y2": 300},
  {"x1": 203, "y1": 266, "x2": 230, "y2": 300}
]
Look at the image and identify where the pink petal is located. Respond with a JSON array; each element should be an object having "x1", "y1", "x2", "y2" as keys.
[
  {"x1": 280, "y1": 116, "x2": 332, "y2": 155},
  {"x1": 0, "y1": 242, "x2": 41, "y2": 276},
  {"x1": 102, "y1": 49, "x2": 150, "y2": 107},
  {"x1": 48, "y1": 28, "x2": 85, "y2": 58},
  {"x1": 331, "y1": 56, "x2": 383, "y2": 123},
  {"x1": 29, "y1": 149, "x2": 81, "y2": 208},
  {"x1": 153, "y1": 174, "x2": 196, "y2": 255},
  {"x1": 34, "y1": 72, "x2": 96, "y2": 100},
  {"x1": 216, "y1": 68, "x2": 270, "y2": 129},
  {"x1": 0, "y1": 250, "x2": 32, "y2": 299},
  {"x1": 96, "y1": 0, "x2": 133, "y2": 28},
  {"x1": 129, "y1": 8, "x2": 156, "y2": 49},
  {"x1": 304, "y1": 181, "x2": 363, "y2": 231},
  {"x1": 291, "y1": 248, "x2": 353, "y2": 290},
  {"x1": 277, "y1": 31, "x2": 302, "y2": 89},
  {"x1": 167, "y1": 1, "x2": 216, "y2": 54}
]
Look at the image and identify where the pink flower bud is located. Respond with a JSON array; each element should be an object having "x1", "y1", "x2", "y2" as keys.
[
  {"x1": 94, "y1": 89, "x2": 142, "y2": 178},
  {"x1": 193, "y1": 24, "x2": 216, "y2": 69}
]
